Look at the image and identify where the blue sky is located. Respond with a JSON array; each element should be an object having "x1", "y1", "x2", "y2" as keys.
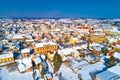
[{"x1": 0, "y1": 0, "x2": 120, "y2": 18}]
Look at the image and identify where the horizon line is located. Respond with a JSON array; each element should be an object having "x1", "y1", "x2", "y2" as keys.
[{"x1": 0, "y1": 16, "x2": 119, "y2": 19}]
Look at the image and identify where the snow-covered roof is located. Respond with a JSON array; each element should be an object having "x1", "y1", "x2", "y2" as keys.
[
  {"x1": 96, "y1": 70, "x2": 117, "y2": 80},
  {"x1": 45, "y1": 73, "x2": 52, "y2": 79},
  {"x1": 108, "y1": 65, "x2": 120, "y2": 75},
  {"x1": 2, "y1": 39, "x2": 8, "y2": 42},
  {"x1": 85, "y1": 55, "x2": 96, "y2": 62},
  {"x1": 41, "y1": 60, "x2": 48, "y2": 68},
  {"x1": 18, "y1": 57, "x2": 32, "y2": 72},
  {"x1": 54, "y1": 28, "x2": 60, "y2": 31},
  {"x1": 113, "y1": 52, "x2": 120, "y2": 59},
  {"x1": 107, "y1": 37, "x2": 118, "y2": 43},
  {"x1": 72, "y1": 37, "x2": 78, "y2": 41},
  {"x1": 116, "y1": 45, "x2": 120, "y2": 48},
  {"x1": 48, "y1": 41, "x2": 56, "y2": 45},
  {"x1": 18, "y1": 63, "x2": 26, "y2": 72},
  {"x1": 41, "y1": 55, "x2": 45, "y2": 60},
  {"x1": 33, "y1": 57, "x2": 41, "y2": 65},
  {"x1": 92, "y1": 43, "x2": 103, "y2": 47},
  {"x1": 35, "y1": 43, "x2": 44, "y2": 48},
  {"x1": 71, "y1": 60, "x2": 88, "y2": 69},
  {"x1": 111, "y1": 27, "x2": 119, "y2": 32},
  {"x1": 0, "y1": 53, "x2": 13, "y2": 59},
  {"x1": 81, "y1": 44, "x2": 87, "y2": 49},
  {"x1": 12, "y1": 35, "x2": 24, "y2": 39},
  {"x1": 58, "y1": 48, "x2": 73, "y2": 56},
  {"x1": 34, "y1": 70, "x2": 41, "y2": 79},
  {"x1": 94, "y1": 28, "x2": 103, "y2": 31},
  {"x1": 93, "y1": 46, "x2": 101, "y2": 51},
  {"x1": 26, "y1": 39, "x2": 34, "y2": 42},
  {"x1": 21, "y1": 48, "x2": 30, "y2": 54},
  {"x1": 73, "y1": 46, "x2": 80, "y2": 50},
  {"x1": 78, "y1": 62, "x2": 105, "y2": 80},
  {"x1": 58, "y1": 46, "x2": 81, "y2": 56},
  {"x1": 94, "y1": 33, "x2": 105, "y2": 36},
  {"x1": 35, "y1": 42, "x2": 56, "y2": 48}
]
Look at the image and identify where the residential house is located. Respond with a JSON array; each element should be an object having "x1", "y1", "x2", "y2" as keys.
[
  {"x1": 2, "y1": 39, "x2": 8, "y2": 45},
  {"x1": 21, "y1": 48, "x2": 30, "y2": 58},
  {"x1": 108, "y1": 49, "x2": 115, "y2": 57},
  {"x1": 76, "y1": 26, "x2": 90, "y2": 34},
  {"x1": 17, "y1": 57, "x2": 32, "y2": 73},
  {"x1": 69, "y1": 36, "x2": 78, "y2": 45},
  {"x1": 32, "y1": 56, "x2": 42, "y2": 69},
  {"x1": 0, "y1": 53, "x2": 14, "y2": 64}
]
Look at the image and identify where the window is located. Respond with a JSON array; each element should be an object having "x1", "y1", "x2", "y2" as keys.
[
  {"x1": 11, "y1": 57, "x2": 14, "y2": 61},
  {"x1": 27, "y1": 53, "x2": 30, "y2": 57},
  {"x1": 37, "y1": 48, "x2": 39, "y2": 51},
  {"x1": 52, "y1": 45, "x2": 55, "y2": 50},
  {"x1": 2, "y1": 59, "x2": 5, "y2": 62},
  {"x1": 0, "y1": 59, "x2": 2, "y2": 63},
  {"x1": 6, "y1": 58, "x2": 8, "y2": 62},
  {"x1": 9, "y1": 58, "x2": 11, "y2": 61}
]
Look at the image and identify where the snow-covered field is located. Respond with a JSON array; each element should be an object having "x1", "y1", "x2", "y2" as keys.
[
  {"x1": 0, "y1": 60, "x2": 105, "y2": 80},
  {"x1": 59, "y1": 63, "x2": 79, "y2": 80},
  {"x1": 0, "y1": 68, "x2": 33, "y2": 80}
]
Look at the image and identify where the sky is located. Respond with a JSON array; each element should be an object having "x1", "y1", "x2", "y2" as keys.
[{"x1": 0, "y1": 0, "x2": 120, "y2": 18}]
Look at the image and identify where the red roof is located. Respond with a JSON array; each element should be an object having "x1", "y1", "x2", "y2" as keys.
[
  {"x1": 93, "y1": 49, "x2": 99, "y2": 54},
  {"x1": 108, "y1": 50, "x2": 114, "y2": 56}
]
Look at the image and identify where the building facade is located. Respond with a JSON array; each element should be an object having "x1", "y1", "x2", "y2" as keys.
[{"x1": 33, "y1": 42, "x2": 58, "y2": 54}]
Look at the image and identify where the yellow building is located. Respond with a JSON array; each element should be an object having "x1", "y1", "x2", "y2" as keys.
[
  {"x1": 0, "y1": 53, "x2": 14, "y2": 64},
  {"x1": 47, "y1": 51, "x2": 56, "y2": 61},
  {"x1": 69, "y1": 36, "x2": 78, "y2": 45},
  {"x1": 33, "y1": 42, "x2": 58, "y2": 54},
  {"x1": 116, "y1": 40, "x2": 120, "y2": 44},
  {"x1": 73, "y1": 51, "x2": 80, "y2": 58}
]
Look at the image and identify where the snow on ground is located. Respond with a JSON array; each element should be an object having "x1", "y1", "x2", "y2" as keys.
[
  {"x1": 69, "y1": 59, "x2": 89, "y2": 69},
  {"x1": 58, "y1": 64, "x2": 79, "y2": 80},
  {"x1": 0, "y1": 68, "x2": 33, "y2": 80}
]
